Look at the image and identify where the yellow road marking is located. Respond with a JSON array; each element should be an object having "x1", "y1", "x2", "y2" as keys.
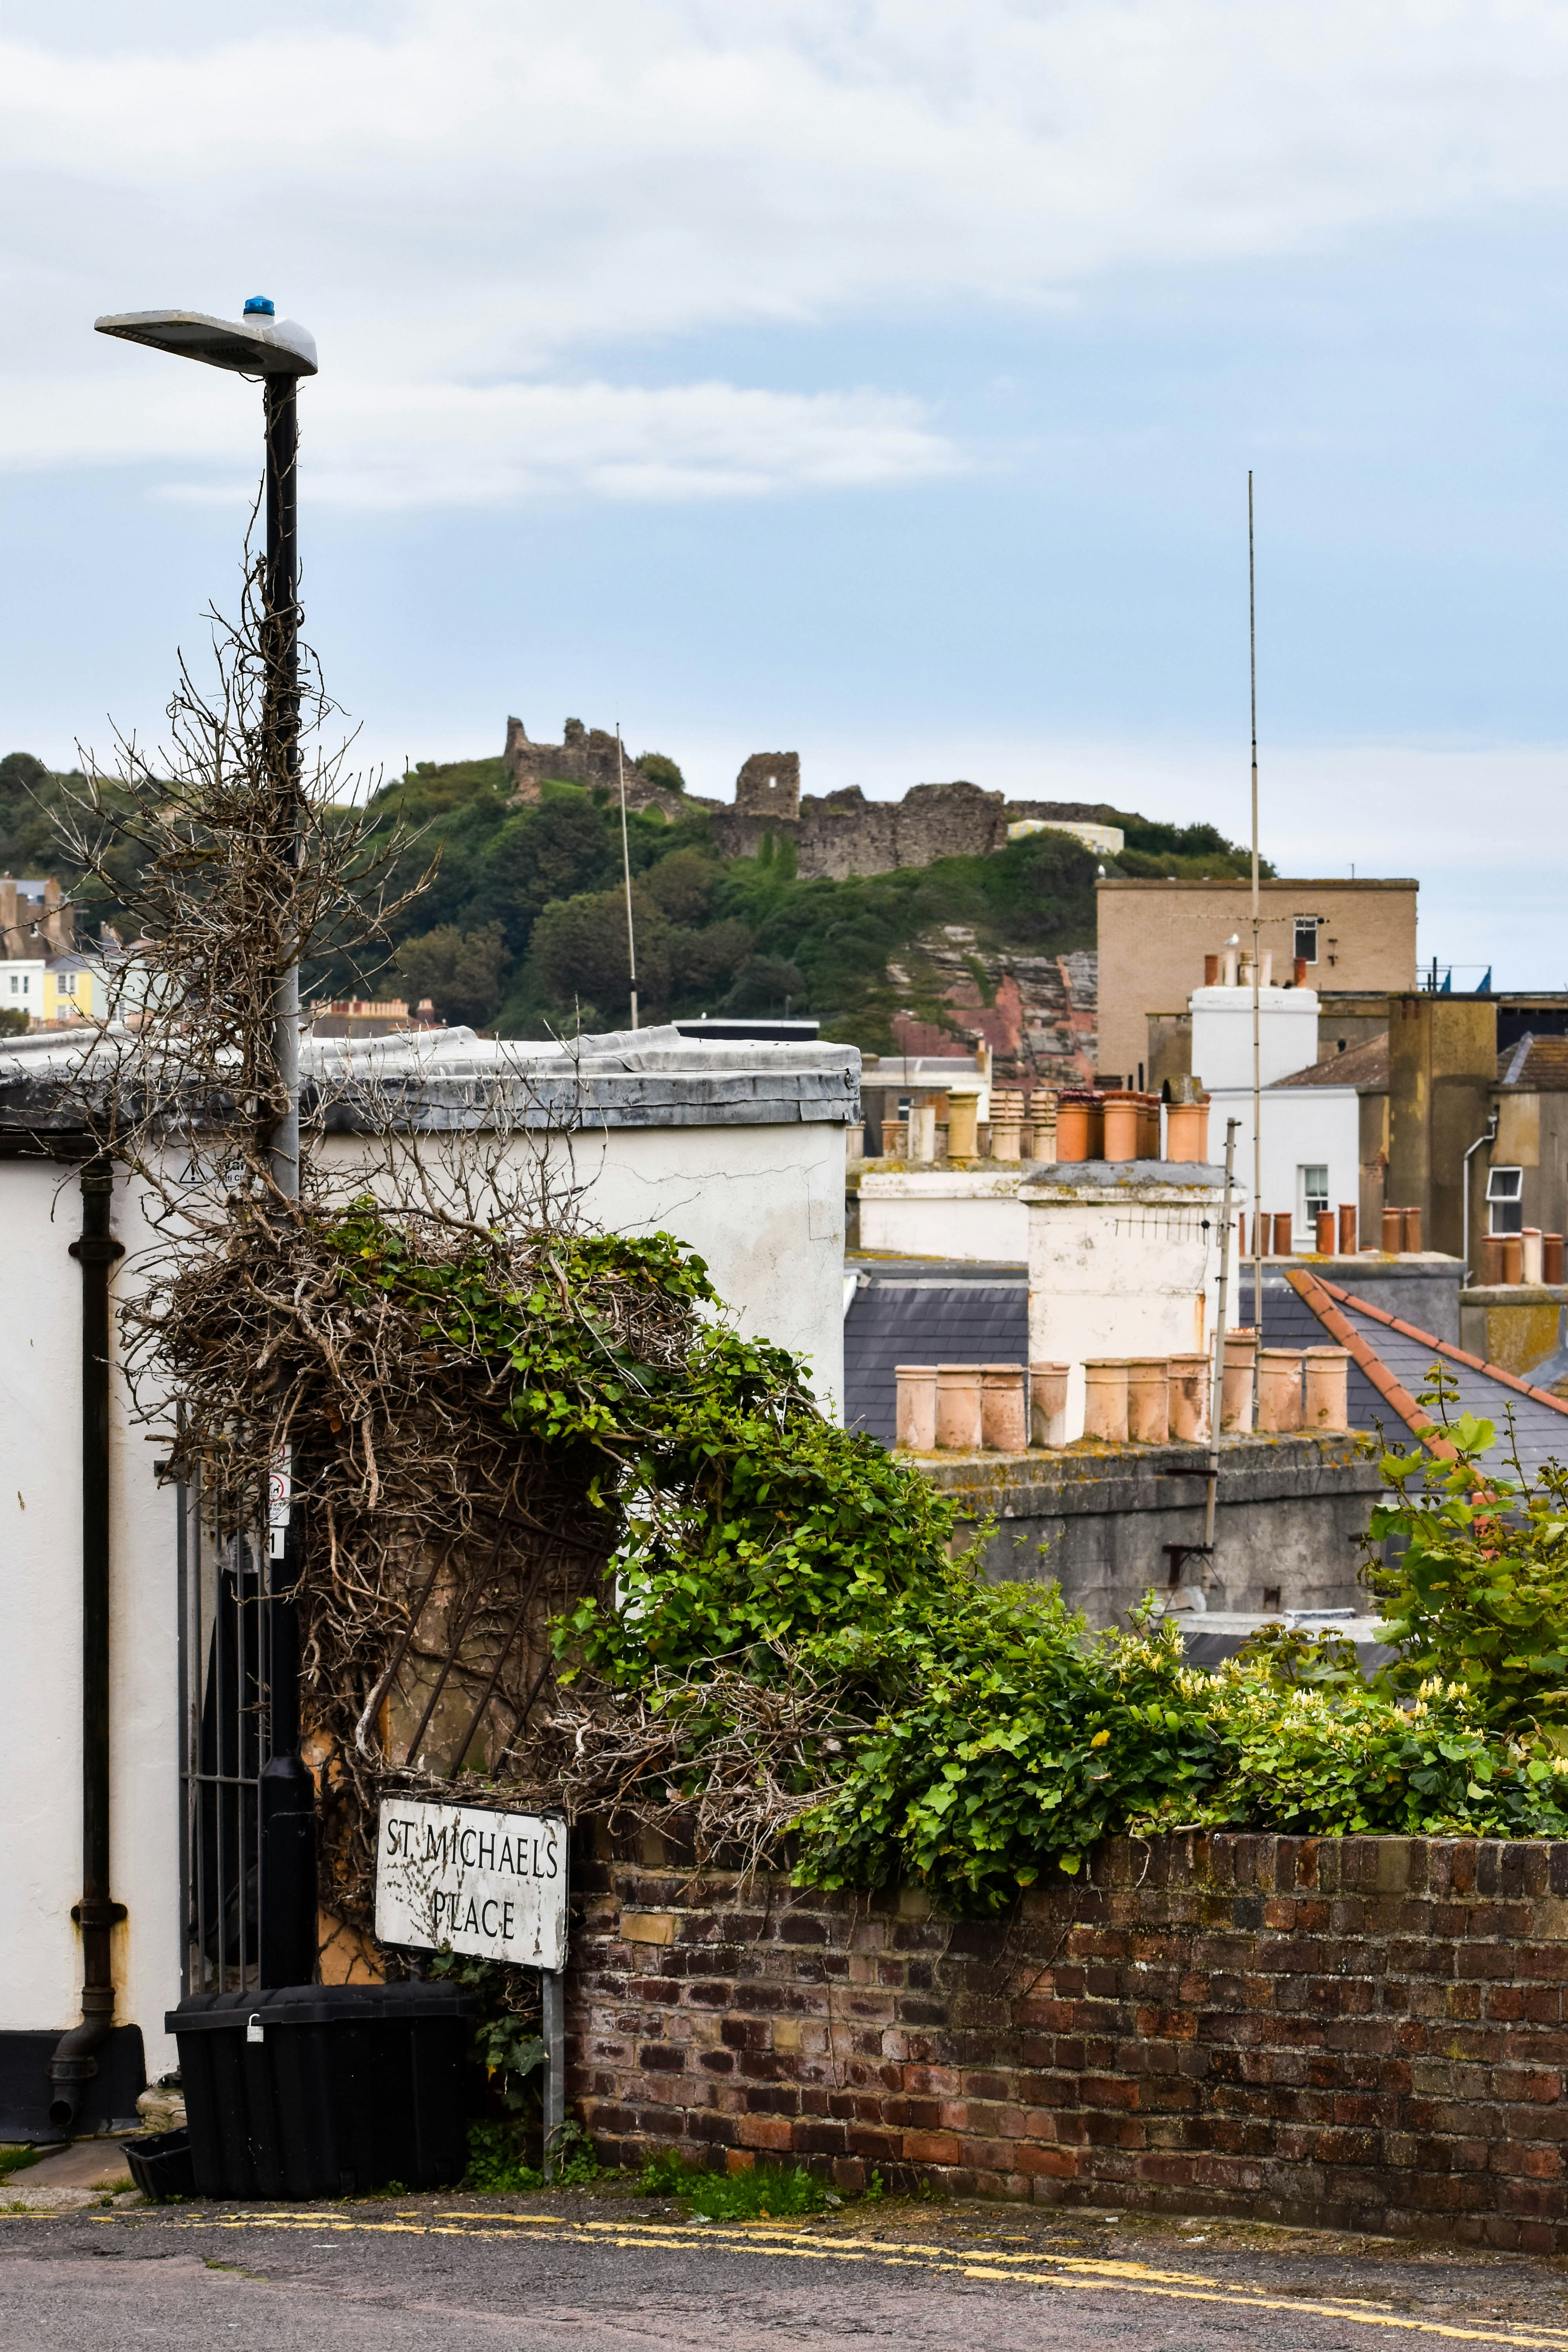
[{"x1": 75, "y1": 2207, "x2": 1568, "y2": 2348}]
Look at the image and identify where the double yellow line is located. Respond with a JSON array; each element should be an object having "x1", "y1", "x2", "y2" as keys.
[{"x1": 87, "y1": 2205, "x2": 1568, "y2": 2349}]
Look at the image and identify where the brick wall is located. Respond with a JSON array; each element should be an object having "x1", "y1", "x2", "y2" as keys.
[
  {"x1": 571, "y1": 1832, "x2": 1568, "y2": 2251},
  {"x1": 1096, "y1": 878, "x2": 1419, "y2": 1087}
]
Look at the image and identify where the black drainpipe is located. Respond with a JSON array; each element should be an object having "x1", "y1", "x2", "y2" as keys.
[{"x1": 49, "y1": 1156, "x2": 126, "y2": 2132}]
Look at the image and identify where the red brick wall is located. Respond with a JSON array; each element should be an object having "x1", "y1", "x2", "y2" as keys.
[{"x1": 570, "y1": 1832, "x2": 1568, "y2": 2251}]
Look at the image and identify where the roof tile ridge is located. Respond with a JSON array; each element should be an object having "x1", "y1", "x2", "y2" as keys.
[
  {"x1": 1282, "y1": 1267, "x2": 1455, "y2": 1456},
  {"x1": 1305, "y1": 1263, "x2": 1568, "y2": 1423},
  {"x1": 1474, "y1": 1361, "x2": 1568, "y2": 1418}
]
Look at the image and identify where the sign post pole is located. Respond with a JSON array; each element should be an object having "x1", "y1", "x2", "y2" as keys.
[
  {"x1": 541, "y1": 1970, "x2": 565, "y2": 2181},
  {"x1": 375, "y1": 1797, "x2": 570, "y2": 2178}
]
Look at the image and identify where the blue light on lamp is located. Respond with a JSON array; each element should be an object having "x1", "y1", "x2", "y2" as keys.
[{"x1": 243, "y1": 296, "x2": 276, "y2": 316}]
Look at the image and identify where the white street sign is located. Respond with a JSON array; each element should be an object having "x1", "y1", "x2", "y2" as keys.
[{"x1": 374, "y1": 1799, "x2": 568, "y2": 1971}]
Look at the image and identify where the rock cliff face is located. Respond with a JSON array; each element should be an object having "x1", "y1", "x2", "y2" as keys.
[{"x1": 886, "y1": 938, "x2": 1098, "y2": 1086}]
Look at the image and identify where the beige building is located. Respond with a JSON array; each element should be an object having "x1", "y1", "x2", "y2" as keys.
[{"x1": 1097, "y1": 877, "x2": 1418, "y2": 1089}]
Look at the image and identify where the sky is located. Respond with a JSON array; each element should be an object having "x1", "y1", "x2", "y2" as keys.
[{"x1": 4, "y1": 0, "x2": 1568, "y2": 983}]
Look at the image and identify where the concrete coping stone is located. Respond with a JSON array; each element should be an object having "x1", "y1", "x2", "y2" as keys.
[{"x1": 1461, "y1": 1285, "x2": 1568, "y2": 1306}]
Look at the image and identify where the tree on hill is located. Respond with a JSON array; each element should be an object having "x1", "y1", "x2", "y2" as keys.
[
  {"x1": 0, "y1": 739, "x2": 1269, "y2": 1049},
  {"x1": 394, "y1": 922, "x2": 512, "y2": 1030}
]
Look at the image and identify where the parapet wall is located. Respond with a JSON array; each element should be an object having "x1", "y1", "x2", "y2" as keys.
[
  {"x1": 571, "y1": 1833, "x2": 1568, "y2": 2251},
  {"x1": 918, "y1": 1433, "x2": 1379, "y2": 1622}
]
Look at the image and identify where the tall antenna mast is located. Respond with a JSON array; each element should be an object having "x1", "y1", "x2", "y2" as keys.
[
  {"x1": 1249, "y1": 472, "x2": 1262, "y2": 1379},
  {"x1": 616, "y1": 724, "x2": 639, "y2": 1032}
]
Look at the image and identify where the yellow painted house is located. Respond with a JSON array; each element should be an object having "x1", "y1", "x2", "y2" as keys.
[{"x1": 42, "y1": 955, "x2": 110, "y2": 1024}]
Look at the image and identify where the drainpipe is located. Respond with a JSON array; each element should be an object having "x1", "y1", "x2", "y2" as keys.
[
  {"x1": 1461, "y1": 1111, "x2": 1498, "y2": 1283},
  {"x1": 49, "y1": 1157, "x2": 125, "y2": 2131}
]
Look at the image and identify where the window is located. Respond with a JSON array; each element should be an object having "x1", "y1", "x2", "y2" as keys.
[
  {"x1": 1294, "y1": 916, "x2": 1320, "y2": 964},
  {"x1": 1299, "y1": 1164, "x2": 1329, "y2": 1230},
  {"x1": 1487, "y1": 1165, "x2": 1524, "y2": 1235},
  {"x1": 59, "y1": 971, "x2": 76, "y2": 995}
]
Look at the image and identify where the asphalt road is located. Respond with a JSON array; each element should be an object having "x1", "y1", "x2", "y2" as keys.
[{"x1": 5, "y1": 2190, "x2": 1568, "y2": 2350}]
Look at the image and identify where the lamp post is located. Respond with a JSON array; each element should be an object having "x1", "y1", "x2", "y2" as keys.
[
  {"x1": 94, "y1": 299, "x2": 319, "y2": 1985},
  {"x1": 94, "y1": 300, "x2": 317, "y2": 1202}
]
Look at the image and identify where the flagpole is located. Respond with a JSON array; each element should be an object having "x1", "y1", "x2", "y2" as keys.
[
  {"x1": 1249, "y1": 473, "x2": 1262, "y2": 1395},
  {"x1": 616, "y1": 724, "x2": 639, "y2": 1031}
]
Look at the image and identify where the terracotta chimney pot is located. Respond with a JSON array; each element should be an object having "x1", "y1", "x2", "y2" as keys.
[
  {"x1": 1029, "y1": 1363, "x2": 1070, "y2": 1448},
  {"x1": 1257, "y1": 1347, "x2": 1304, "y2": 1433},
  {"x1": 1167, "y1": 1353, "x2": 1211, "y2": 1443},
  {"x1": 895, "y1": 1365, "x2": 938, "y2": 1450},
  {"x1": 1126, "y1": 1358, "x2": 1170, "y2": 1445},
  {"x1": 980, "y1": 1365, "x2": 1027, "y2": 1452},
  {"x1": 1082, "y1": 1359, "x2": 1129, "y2": 1444},
  {"x1": 934, "y1": 1366, "x2": 984, "y2": 1449},
  {"x1": 1303, "y1": 1347, "x2": 1349, "y2": 1434}
]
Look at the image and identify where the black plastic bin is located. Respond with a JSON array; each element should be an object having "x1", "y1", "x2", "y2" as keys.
[
  {"x1": 167, "y1": 1982, "x2": 476, "y2": 2200},
  {"x1": 124, "y1": 2128, "x2": 196, "y2": 2200}
]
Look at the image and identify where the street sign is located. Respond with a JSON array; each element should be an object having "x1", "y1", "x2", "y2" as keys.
[{"x1": 374, "y1": 1798, "x2": 568, "y2": 1971}]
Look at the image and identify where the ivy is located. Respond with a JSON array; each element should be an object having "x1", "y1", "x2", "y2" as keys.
[{"x1": 327, "y1": 1218, "x2": 1568, "y2": 1916}]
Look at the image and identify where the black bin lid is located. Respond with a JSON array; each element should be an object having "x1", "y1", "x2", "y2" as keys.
[{"x1": 167, "y1": 1981, "x2": 476, "y2": 2034}]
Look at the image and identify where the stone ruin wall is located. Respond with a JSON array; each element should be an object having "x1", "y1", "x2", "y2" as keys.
[
  {"x1": 502, "y1": 718, "x2": 1124, "y2": 885},
  {"x1": 709, "y1": 782, "x2": 1122, "y2": 882},
  {"x1": 503, "y1": 717, "x2": 687, "y2": 819}
]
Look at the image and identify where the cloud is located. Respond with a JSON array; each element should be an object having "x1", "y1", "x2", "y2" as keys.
[
  {"x1": 0, "y1": 370, "x2": 960, "y2": 508},
  {"x1": 7, "y1": 1, "x2": 1568, "y2": 503},
  {"x1": 7, "y1": 3, "x2": 1568, "y2": 343}
]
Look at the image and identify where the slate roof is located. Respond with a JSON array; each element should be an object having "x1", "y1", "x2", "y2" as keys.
[
  {"x1": 1497, "y1": 1033, "x2": 1568, "y2": 1092},
  {"x1": 843, "y1": 1259, "x2": 1027, "y2": 1443},
  {"x1": 1271, "y1": 1032, "x2": 1388, "y2": 1091},
  {"x1": 1285, "y1": 1267, "x2": 1568, "y2": 1486}
]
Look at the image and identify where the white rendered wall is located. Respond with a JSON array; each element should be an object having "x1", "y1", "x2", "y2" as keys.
[
  {"x1": 1023, "y1": 1175, "x2": 1228, "y2": 1440},
  {"x1": 318, "y1": 1118, "x2": 848, "y2": 1417},
  {"x1": 0, "y1": 1163, "x2": 181, "y2": 2075},
  {"x1": 857, "y1": 1170, "x2": 1031, "y2": 1263},
  {"x1": 1, "y1": 1112, "x2": 845, "y2": 2074},
  {"x1": 1190, "y1": 986, "x2": 1320, "y2": 1093},
  {"x1": 1206, "y1": 1084, "x2": 1359, "y2": 1247}
]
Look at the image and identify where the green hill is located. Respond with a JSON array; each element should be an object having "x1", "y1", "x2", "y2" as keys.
[{"x1": 0, "y1": 746, "x2": 1267, "y2": 1053}]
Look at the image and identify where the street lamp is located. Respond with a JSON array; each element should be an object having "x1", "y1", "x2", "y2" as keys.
[
  {"x1": 94, "y1": 298, "x2": 316, "y2": 1203},
  {"x1": 94, "y1": 298, "x2": 318, "y2": 1987}
]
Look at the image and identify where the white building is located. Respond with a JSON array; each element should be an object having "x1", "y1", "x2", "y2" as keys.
[
  {"x1": 858, "y1": 1165, "x2": 1034, "y2": 1261},
  {"x1": 0, "y1": 1022, "x2": 859, "y2": 2132},
  {"x1": 1, "y1": 957, "x2": 44, "y2": 1025},
  {"x1": 1192, "y1": 984, "x2": 1358, "y2": 1245},
  {"x1": 1023, "y1": 1163, "x2": 1232, "y2": 1439}
]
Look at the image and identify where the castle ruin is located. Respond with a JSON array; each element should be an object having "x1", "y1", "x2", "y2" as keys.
[
  {"x1": 503, "y1": 718, "x2": 686, "y2": 818},
  {"x1": 501, "y1": 719, "x2": 1122, "y2": 882}
]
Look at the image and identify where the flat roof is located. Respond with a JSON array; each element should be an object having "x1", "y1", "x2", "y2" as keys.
[{"x1": 1096, "y1": 876, "x2": 1418, "y2": 890}]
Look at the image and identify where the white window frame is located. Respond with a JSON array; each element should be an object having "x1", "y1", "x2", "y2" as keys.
[
  {"x1": 1293, "y1": 915, "x2": 1321, "y2": 965},
  {"x1": 1487, "y1": 1165, "x2": 1524, "y2": 1235},
  {"x1": 1297, "y1": 1162, "x2": 1330, "y2": 1235}
]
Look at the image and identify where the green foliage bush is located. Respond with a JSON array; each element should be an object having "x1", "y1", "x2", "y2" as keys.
[
  {"x1": 334, "y1": 1232, "x2": 1568, "y2": 1935},
  {"x1": 1367, "y1": 1375, "x2": 1568, "y2": 1730}
]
